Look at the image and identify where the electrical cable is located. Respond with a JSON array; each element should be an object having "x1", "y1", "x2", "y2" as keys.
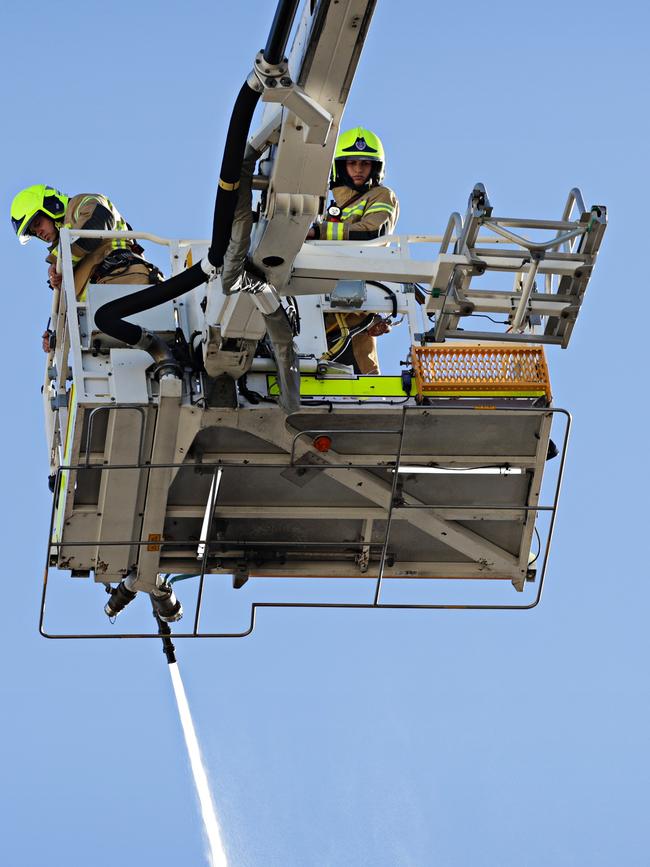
[
  {"x1": 469, "y1": 313, "x2": 510, "y2": 325},
  {"x1": 399, "y1": 463, "x2": 516, "y2": 472},
  {"x1": 168, "y1": 574, "x2": 199, "y2": 585},
  {"x1": 323, "y1": 313, "x2": 375, "y2": 364},
  {"x1": 300, "y1": 396, "x2": 411, "y2": 406},
  {"x1": 528, "y1": 527, "x2": 542, "y2": 567},
  {"x1": 415, "y1": 287, "x2": 508, "y2": 325},
  {"x1": 366, "y1": 280, "x2": 398, "y2": 317}
]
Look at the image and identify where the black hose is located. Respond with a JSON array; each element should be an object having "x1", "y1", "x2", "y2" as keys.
[
  {"x1": 94, "y1": 263, "x2": 206, "y2": 345},
  {"x1": 94, "y1": 80, "x2": 260, "y2": 353},
  {"x1": 208, "y1": 81, "x2": 262, "y2": 268},
  {"x1": 263, "y1": 0, "x2": 301, "y2": 64},
  {"x1": 152, "y1": 608, "x2": 177, "y2": 665},
  {"x1": 94, "y1": 0, "x2": 301, "y2": 364},
  {"x1": 95, "y1": 86, "x2": 261, "y2": 349}
]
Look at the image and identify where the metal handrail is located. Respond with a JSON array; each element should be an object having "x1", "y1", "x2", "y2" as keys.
[
  {"x1": 63, "y1": 229, "x2": 209, "y2": 248},
  {"x1": 68, "y1": 228, "x2": 506, "y2": 248},
  {"x1": 83, "y1": 405, "x2": 148, "y2": 468},
  {"x1": 480, "y1": 220, "x2": 587, "y2": 253},
  {"x1": 562, "y1": 187, "x2": 586, "y2": 222},
  {"x1": 439, "y1": 212, "x2": 463, "y2": 255},
  {"x1": 289, "y1": 426, "x2": 402, "y2": 465}
]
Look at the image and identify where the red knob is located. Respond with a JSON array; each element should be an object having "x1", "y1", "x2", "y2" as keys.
[{"x1": 312, "y1": 435, "x2": 332, "y2": 453}]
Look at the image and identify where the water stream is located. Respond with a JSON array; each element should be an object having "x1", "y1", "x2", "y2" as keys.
[{"x1": 168, "y1": 661, "x2": 229, "y2": 867}]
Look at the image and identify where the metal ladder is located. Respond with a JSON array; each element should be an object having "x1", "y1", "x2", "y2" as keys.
[{"x1": 426, "y1": 184, "x2": 607, "y2": 346}]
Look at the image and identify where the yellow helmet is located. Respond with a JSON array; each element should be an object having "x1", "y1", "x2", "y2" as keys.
[
  {"x1": 331, "y1": 127, "x2": 385, "y2": 187},
  {"x1": 11, "y1": 184, "x2": 69, "y2": 244}
]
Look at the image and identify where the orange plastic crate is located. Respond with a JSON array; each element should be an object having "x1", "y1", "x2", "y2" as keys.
[{"x1": 411, "y1": 344, "x2": 551, "y2": 401}]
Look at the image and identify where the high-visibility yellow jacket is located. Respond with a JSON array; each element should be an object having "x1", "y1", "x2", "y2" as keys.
[
  {"x1": 316, "y1": 183, "x2": 399, "y2": 240},
  {"x1": 45, "y1": 193, "x2": 137, "y2": 299}
]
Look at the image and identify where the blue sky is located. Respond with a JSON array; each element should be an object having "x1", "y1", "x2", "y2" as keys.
[{"x1": 1, "y1": 1, "x2": 648, "y2": 865}]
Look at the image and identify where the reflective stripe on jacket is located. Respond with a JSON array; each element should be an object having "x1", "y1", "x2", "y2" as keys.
[
  {"x1": 321, "y1": 183, "x2": 399, "y2": 241},
  {"x1": 46, "y1": 193, "x2": 136, "y2": 299}
]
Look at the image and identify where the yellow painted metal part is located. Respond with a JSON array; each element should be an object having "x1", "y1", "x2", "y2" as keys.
[
  {"x1": 267, "y1": 375, "x2": 406, "y2": 397},
  {"x1": 53, "y1": 382, "x2": 77, "y2": 543},
  {"x1": 411, "y1": 344, "x2": 552, "y2": 401}
]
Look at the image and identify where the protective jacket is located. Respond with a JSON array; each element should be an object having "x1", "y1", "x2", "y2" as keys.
[
  {"x1": 314, "y1": 183, "x2": 399, "y2": 241},
  {"x1": 45, "y1": 194, "x2": 154, "y2": 300},
  {"x1": 319, "y1": 183, "x2": 399, "y2": 374}
]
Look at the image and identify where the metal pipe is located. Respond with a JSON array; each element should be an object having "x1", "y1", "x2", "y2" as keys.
[
  {"x1": 439, "y1": 212, "x2": 463, "y2": 254},
  {"x1": 260, "y1": 305, "x2": 301, "y2": 414},
  {"x1": 373, "y1": 409, "x2": 408, "y2": 605},
  {"x1": 290, "y1": 426, "x2": 402, "y2": 465},
  {"x1": 485, "y1": 218, "x2": 580, "y2": 230},
  {"x1": 510, "y1": 257, "x2": 541, "y2": 331},
  {"x1": 68, "y1": 229, "x2": 208, "y2": 248},
  {"x1": 562, "y1": 187, "x2": 586, "y2": 221},
  {"x1": 482, "y1": 220, "x2": 586, "y2": 251},
  {"x1": 70, "y1": 229, "x2": 514, "y2": 248},
  {"x1": 84, "y1": 406, "x2": 147, "y2": 468},
  {"x1": 193, "y1": 466, "x2": 222, "y2": 634}
]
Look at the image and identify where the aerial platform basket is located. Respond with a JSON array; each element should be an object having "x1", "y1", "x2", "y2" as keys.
[
  {"x1": 41, "y1": 392, "x2": 570, "y2": 640},
  {"x1": 38, "y1": 184, "x2": 596, "y2": 640},
  {"x1": 33, "y1": 0, "x2": 603, "y2": 641}
]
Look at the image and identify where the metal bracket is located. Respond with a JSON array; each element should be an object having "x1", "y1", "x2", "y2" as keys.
[
  {"x1": 328, "y1": 280, "x2": 366, "y2": 309},
  {"x1": 255, "y1": 50, "x2": 333, "y2": 145}
]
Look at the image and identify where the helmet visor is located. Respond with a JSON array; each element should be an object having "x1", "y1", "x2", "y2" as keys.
[{"x1": 12, "y1": 213, "x2": 35, "y2": 244}]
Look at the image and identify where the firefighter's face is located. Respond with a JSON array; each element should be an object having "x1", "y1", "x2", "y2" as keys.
[
  {"x1": 29, "y1": 214, "x2": 58, "y2": 244},
  {"x1": 345, "y1": 158, "x2": 373, "y2": 186}
]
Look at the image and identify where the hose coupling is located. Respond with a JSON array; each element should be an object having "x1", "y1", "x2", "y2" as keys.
[
  {"x1": 104, "y1": 578, "x2": 137, "y2": 619},
  {"x1": 150, "y1": 580, "x2": 183, "y2": 623}
]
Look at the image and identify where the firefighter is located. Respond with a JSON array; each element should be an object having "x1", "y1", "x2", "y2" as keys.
[
  {"x1": 307, "y1": 127, "x2": 400, "y2": 374},
  {"x1": 10, "y1": 185, "x2": 162, "y2": 350}
]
